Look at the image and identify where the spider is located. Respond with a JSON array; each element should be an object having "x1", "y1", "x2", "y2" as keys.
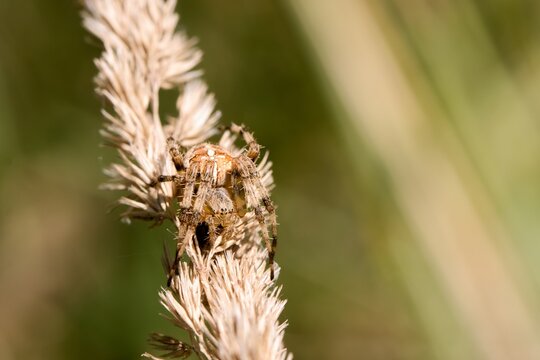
[{"x1": 154, "y1": 123, "x2": 277, "y2": 285}]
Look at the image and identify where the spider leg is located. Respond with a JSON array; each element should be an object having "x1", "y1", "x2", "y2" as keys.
[
  {"x1": 193, "y1": 162, "x2": 213, "y2": 210},
  {"x1": 167, "y1": 137, "x2": 184, "y2": 171},
  {"x1": 149, "y1": 138, "x2": 184, "y2": 187},
  {"x1": 265, "y1": 201, "x2": 277, "y2": 279},
  {"x1": 167, "y1": 166, "x2": 198, "y2": 286},
  {"x1": 228, "y1": 123, "x2": 260, "y2": 161},
  {"x1": 253, "y1": 204, "x2": 276, "y2": 280},
  {"x1": 168, "y1": 220, "x2": 197, "y2": 286},
  {"x1": 159, "y1": 174, "x2": 181, "y2": 183},
  {"x1": 167, "y1": 162, "x2": 214, "y2": 285},
  {"x1": 230, "y1": 169, "x2": 247, "y2": 217},
  {"x1": 148, "y1": 174, "x2": 182, "y2": 187},
  {"x1": 205, "y1": 216, "x2": 218, "y2": 250},
  {"x1": 235, "y1": 159, "x2": 277, "y2": 280}
]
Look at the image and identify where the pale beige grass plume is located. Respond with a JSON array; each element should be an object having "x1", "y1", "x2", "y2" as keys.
[{"x1": 81, "y1": 0, "x2": 292, "y2": 359}]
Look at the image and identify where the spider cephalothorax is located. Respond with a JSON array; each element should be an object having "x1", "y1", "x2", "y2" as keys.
[{"x1": 156, "y1": 124, "x2": 277, "y2": 284}]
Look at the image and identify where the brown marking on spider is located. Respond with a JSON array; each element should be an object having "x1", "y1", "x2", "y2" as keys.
[{"x1": 155, "y1": 123, "x2": 277, "y2": 285}]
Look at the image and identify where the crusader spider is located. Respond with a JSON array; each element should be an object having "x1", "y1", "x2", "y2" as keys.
[{"x1": 154, "y1": 123, "x2": 277, "y2": 285}]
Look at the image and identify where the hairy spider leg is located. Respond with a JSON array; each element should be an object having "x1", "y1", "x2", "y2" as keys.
[
  {"x1": 230, "y1": 169, "x2": 247, "y2": 217},
  {"x1": 149, "y1": 139, "x2": 184, "y2": 187},
  {"x1": 166, "y1": 165, "x2": 198, "y2": 285},
  {"x1": 156, "y1": 174, "x2": 181, "y2": 183},
  {"x1": 204, "y1": 216, "x2": 218, "y2": 250},
  {"x1": 229, "y1": 123, "x2": 260, "y2": 161},
  {"x1": 234, "y1": 157, "x2": 278, "y2": 280},
  {"x1": 167, "y1": 137, "x2": 184, "y2": 171},
  {"x1": 168, "y1": 161, "x2": 217, "y2": 286},
  {"x1": 260, "y1": 194, "x2": 278, "y2": 278}
]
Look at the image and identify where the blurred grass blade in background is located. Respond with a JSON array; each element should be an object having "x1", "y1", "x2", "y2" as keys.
[{"x1": 285, "y1": 0, "x2": 540, "y2": 359}]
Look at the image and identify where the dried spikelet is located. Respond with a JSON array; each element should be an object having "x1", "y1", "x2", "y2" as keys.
[
  {"x1": 82, "y1": 0, "x2": 292, "y2": 359},
  {"x1": 84, "y1": 0, "x2": 218, "y2": 222},
  {"x1": 155, "y1": 239, "x2": 291, "y2": 360}
]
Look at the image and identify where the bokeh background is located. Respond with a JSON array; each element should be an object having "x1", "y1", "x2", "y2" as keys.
[{"x1": 1, "y1": 0, "x2": 540, "y2": 359}]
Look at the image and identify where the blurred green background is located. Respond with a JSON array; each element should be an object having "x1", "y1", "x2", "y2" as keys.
[{"x1": 1, "y1": 0, "x2": 540, "y2": 359}]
